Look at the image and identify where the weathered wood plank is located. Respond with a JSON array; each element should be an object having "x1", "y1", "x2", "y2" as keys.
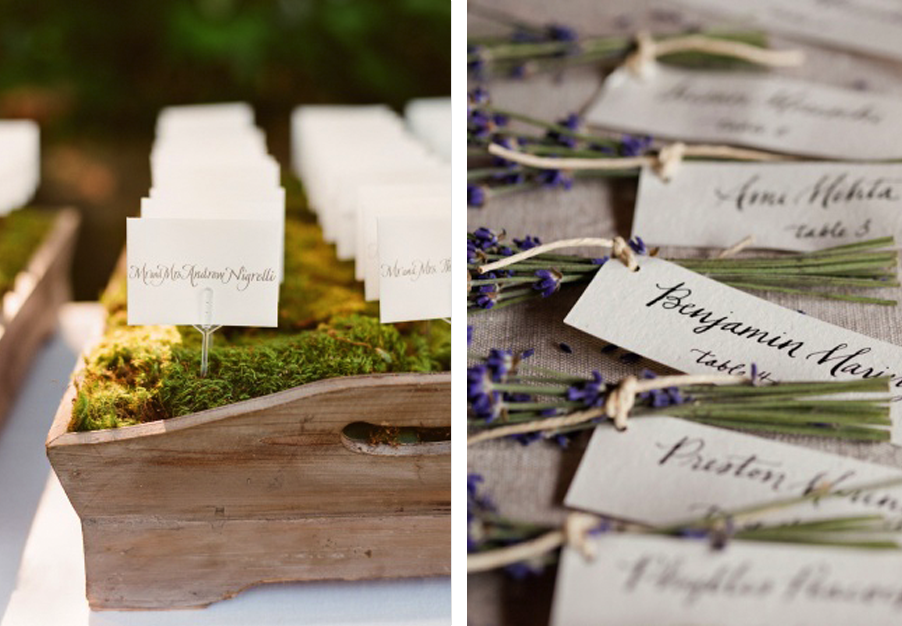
[
  {"x1": 83, "y1": 513, "x2": 450, "y2": 610},
  {"x1": 0, "y1": 208, "x2": 79, "y2": 424}
]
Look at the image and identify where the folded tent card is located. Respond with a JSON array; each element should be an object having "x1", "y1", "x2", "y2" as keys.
[
  {"x1": 404, "y1": 97, "x2": 451, "y2": 162},
  {"x1": 128, "y1": 103, "x2": 283, "y2": 344},
  {"x1": 291, "y1": 103, "x2": 450, "y2": 324},
  {"x1": 0, "y1": 120, "x2": 40, "y2": 215}
]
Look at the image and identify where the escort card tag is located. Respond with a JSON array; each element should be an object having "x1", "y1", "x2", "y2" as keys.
[
  {"x1": 678, "y1": 0, "x2": 902, "y2": 64},
  {"x1": 377, "y1": 214, "x2": 450, "y2": 323},
  {"x1": 585, "y1": 66, "x2": 902, "y2": 159},
  {"x1": 564, "y1": 257, "x2": 902, "y2": 442},
  {"x1": 633, "y1": 162, "x2": 902, "y2": 251},
  {"x1": 127, "y1": 217, "x2": 279, "y2": 327},
  {"x1": 566, "y1": 417, "x2": 902, "y2": 527},
  {"x1": 552, "y1": 534, "x2": 902, "y2": 626}
]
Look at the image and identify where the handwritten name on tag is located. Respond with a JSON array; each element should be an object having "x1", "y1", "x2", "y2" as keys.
[
  {"x1": 586, "y1": 66, "x2": 902, "y2": 159},
  {"x1": 377, "y1": 214, "x2": 450, "y2": 323},
  {"x1": 634, "y1": 162, "x2": 902, "y2": 251},
  {"x1": 127, "y1": 218, "x2": 279, "y2": 327},
  {"x1": 552, "y1": 534, "x2": 902, "y2": 625},
  {"x1": 566, "y1": 417, "x2": 902, "y2": 527},
  {"x1": 564, "y1": 257, "x2": 902, "y2": 442},
  {"x1": 678, "y1": 0, "x2": 902, "y2": 64}
]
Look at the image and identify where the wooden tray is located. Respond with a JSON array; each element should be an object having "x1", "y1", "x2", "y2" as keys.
[
  {"x1": 46, "y1": 349, "x2": 450, "y2": 609},
  {"x1": 0, "y1": 208, "x2": 80, "y2": 424}
]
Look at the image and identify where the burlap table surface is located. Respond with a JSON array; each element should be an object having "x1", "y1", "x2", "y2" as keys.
[{"x1": 467, "y1": 2, "x2": 902, "y2": 624}]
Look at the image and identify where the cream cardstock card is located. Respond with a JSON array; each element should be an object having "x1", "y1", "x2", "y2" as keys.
[
  {"x1": 364, "y1": 197, "x2": 449, "y2": 302},
  {"x1": 564, "y1": 257, "x2": 902, "y2": 442},
  {"x1": 127, "y1": 217, "x2": 280, "y2": 327},
  {"x1": 552, "y1": 534, "x2": 902, "y2": 626},
  {"x1": 586, "y1": 66, "x2": 902, "y2": 159},
  {"x1": 377, "y1": 214, "x2": 450, "y2": 323},
  {"x1": 634, "y1": 162, "x2": 902, "y2": 251},
  {"x1": 566, "y1": 417, "x2": 902, "y2": 527},
  {"x1": 355, "y1": 182, "x2": 451, "y2": 281},
  {"x1": 678, "y1": 0, "x2": 902, "y2": 64}
]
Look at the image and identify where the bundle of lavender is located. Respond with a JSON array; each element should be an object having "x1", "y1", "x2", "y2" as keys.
[
  {"x1": 467, "y1": 90, "x2": 790, "y2": 207},
  {"x1": 467, "y1": 474, "x2": 902, "y2": 577},
  {"x1": 467, "y1": 229, "x2": 899, "y2": 312},
  {"x1": 467, "y1": 349, "x2": 892, "y2": 443},
  {"x1": 467, "y1": 9, "x2": 802, "y2": 80}
]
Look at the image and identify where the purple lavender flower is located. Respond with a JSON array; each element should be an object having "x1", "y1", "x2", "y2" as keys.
[
  {"x1": 468, "y1": 365, "x2": 502, "y2": 421},
  {"x1": 475, "y1": 286, "x2": 498, "y2": 310},
  {"x1": 545, "y1": 113, "x2": 580, "y2": 148},
  {"x1": 620, "y1": 134, "x2": 653, "y2": 157},
  {"x1": 472, "y1": 227, "x2": 500, "y2": 250},
  {"x1": 468, "y1": 48, "x2": 486, "y2": 78},
  {"x1": 467, "y1": 325, "x2": 473, "y2": 346},
  {"x1": 486, "y1": 348, "x2": 516, "y2": 381},
  {"x1": 559, "y1": 342, "x2": 573, "y2": 354},
  {"x1": 467, "y1": 184, "x2": 486, "y2": 208},
  {"x1": 470, "y1": 87, "x2": 490, "y2": 106},
  {"x1": 538, "y1": 169, "x2": 574, "y2": 190},
  {"x1": 532, "y1": 269, "x2": 562, "y2": 298},
  {"x1": 513, "y1": 235, "x2": 542, "y2": 250},
  {"x1": 547, "y1": 23, "x2": 578, "y2": 42},
  {"x1": 566, "y1": 371, "x2": 605, "y2": 408},
  {"x1": 628, "y1": 236, "x2": 647, "y2": 255},
  {"x1": 591, "y1": 256, "x2": 609, "y2": 265}
]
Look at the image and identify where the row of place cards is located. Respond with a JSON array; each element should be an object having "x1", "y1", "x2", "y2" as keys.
[{"x1": 291, "y1": 100, "x2": 450, "y2": 323}]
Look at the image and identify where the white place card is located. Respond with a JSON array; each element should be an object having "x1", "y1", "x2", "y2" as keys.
[
  {"x1": 155, "y1": 102, "x2": 254, "y2": 139},
  {"x1": 678, "y1": 0, "x2": 902, "y2": 64},
  {"x1": 365, "y1": 197, "x2": 448, "y2": 301},
  {"x1": 0, "y1": 120, "x2": 39, "y2": 215},
  {"x1": 552, "y1": 534, "x2": 902, "y2": 625},
  {"x1": 633, "y1": 162, "x2": 902, "y2": 251},
  {"x1": 564, "y1": 256, "x2": 902, "y2": 442},
  {"x1": 586, "y1": 66, "x2": 902, "y2": 159},
  {"x1": 356, "y1": 182, "x2": 451, "y2": 281},
  {"x1": 377, "y1": 214, "x2": 450, "y2": 323},
  {"x1": 127, "y1": 218, "x2": 280, "y2": 327},
  {"x1": 333, "y1": 165, "x2": 448, "y2": 260},
  {"x1": 566, "y1": 417, "x2": 902, "y2": 527}
]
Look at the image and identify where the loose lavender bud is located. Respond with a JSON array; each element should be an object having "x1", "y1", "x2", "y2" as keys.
[{"x1": 559, "y1": 342, "x2": 573, "y2": 354}]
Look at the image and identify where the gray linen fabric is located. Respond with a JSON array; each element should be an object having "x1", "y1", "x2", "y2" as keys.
[{"x1": 468, "y1": 2, "x2": 902, "y2": 624}]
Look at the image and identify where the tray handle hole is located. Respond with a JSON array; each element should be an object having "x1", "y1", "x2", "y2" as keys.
[{"x1": 340, "y1": 422, "x2": 450, "y2": 456}]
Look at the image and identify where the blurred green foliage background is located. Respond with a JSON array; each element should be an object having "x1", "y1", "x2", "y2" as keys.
[{"x1": 0, "y1": 0, "x2": 450, "y2": 298}]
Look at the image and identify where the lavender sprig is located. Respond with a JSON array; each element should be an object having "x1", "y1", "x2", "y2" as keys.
[
  {"x1": 467, "y1": 474, "x2": 902, "y2": 576},
  {"x1": 467, "y1": 349, "x2": 892, "y2": 443},
  {"x1": 467, "y1": 229, "x2": 899, "y2": 311},
  {"x1": 468, "y1": 20, "x2": 787, "y2": 79}
]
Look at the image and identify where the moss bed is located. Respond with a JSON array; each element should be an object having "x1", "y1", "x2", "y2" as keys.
[
  {"x1": 70, "y1": 181, "x2": 450, "y2": 432},
  {"x1": 0, "y1": 208, "x2": 57, "y2": 298}
]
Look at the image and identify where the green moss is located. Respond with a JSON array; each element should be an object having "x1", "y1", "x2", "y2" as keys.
[
  {"x1": 0, "y1": 208, "x2": 57, "y2": 297},
  {"x1": 71, "y1": 196, "x2": 450, "y2": 432}
]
